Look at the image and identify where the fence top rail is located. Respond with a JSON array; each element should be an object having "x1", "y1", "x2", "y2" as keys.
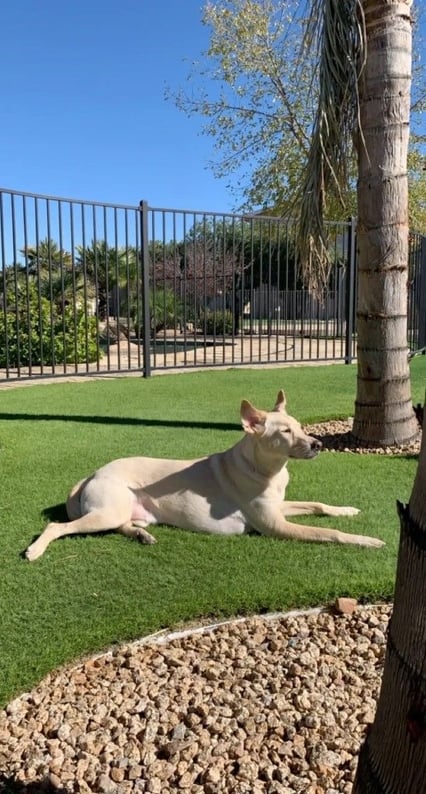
[
  {"x1": 147, "y1": 205, "x2": 291, "y2": 221},
  {"x1": 0, "y1": 187, "x2": 142, "y2": 212},
  {"x1": 0, "y1": 188, "x2": 354, "y2": 231},
  {"x1": 147, "y1": 206, "x2": 353, "y2": 229}
]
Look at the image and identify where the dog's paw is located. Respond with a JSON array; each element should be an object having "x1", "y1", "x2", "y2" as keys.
[
  {"x1": 25, "y1": 543, "x2": 43, "y2": 561},
  {"x1": 136, "y1": 528, "x2": 157, "y2": 545},
  {"x1": 360, "y1": 535, "x2": 385, "y2": 549},
  {"x1": 339, "y1": 506, "x2": 360, "y2": 516}
]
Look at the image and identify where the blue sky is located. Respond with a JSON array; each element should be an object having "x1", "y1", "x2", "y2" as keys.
[
  {"x1": 1, "y1": 1, "x2": 425, "y2": 215},
  {"x1": 0, "y1": 0, "x2": 234, "y2": 212}
]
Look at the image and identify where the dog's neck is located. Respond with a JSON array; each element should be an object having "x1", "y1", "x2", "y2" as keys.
[{"x1": 238, "y1": 434, "x2": 288, "y2": 480}]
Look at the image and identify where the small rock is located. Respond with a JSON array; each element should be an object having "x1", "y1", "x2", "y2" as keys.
[
  {"x1": 111, "y1": 767, "x2": 125, "y2": 783},
  {"x1": 96, "y1": 773, "x2": 117, "y2": 793},
  {"x1": 335, "y1": 597, "x2": 358, "y2": 615},
  {"x1": 172, "y1": 722, "x2": 187, "y2": 740}
]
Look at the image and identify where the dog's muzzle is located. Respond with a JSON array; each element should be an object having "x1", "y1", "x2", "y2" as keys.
[
  {"x1": 292, "y1": 437, "x2": 323, "y2": 459},
  {"x1": 309, "y1": 438, "x2": 323, "y2": 457}
]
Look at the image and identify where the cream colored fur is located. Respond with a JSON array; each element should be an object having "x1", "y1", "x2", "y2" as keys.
[{"x1": 25, "y1": 390, "x2": 384, "y2": 560}]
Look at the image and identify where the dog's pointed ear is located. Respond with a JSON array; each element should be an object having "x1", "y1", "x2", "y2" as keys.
[
  {"x1": 240, "y1": 400, "x2": 267, "y2": 434},
  {"x1": 273, "y1": 390, "x2": 287, "y2": 413}
]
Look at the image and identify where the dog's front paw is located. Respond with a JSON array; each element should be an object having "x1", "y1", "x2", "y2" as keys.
[
  {"x1": 359, "y1": 535, "x2": 385, "y2": 549},
  {"x1": 339, "y1": 506, "x2": 360, "y2": 516}
]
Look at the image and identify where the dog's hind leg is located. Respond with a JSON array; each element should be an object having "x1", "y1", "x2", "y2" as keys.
[
  {"x1": 25, "y1": 508, "x2": 131, "y2": 561},
  {"x1": 117, "y1": 522, "x2": 157, "y2": 545},
  {"x1": 25, "y1": 480, "x2": 158, "y2": 560},
  {"x1": 116, "y1": 497, "x2": 158, "y2": 545}
]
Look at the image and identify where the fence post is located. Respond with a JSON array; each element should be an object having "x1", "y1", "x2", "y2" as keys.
[
  {"x1": 345, "y1": 216, "x2": 357, "y2": 364},
  {"x1": 139, "y1": 200, "x2": 151, "y2": 377}
]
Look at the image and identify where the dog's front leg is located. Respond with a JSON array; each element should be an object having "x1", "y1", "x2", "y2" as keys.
[
  {"x1": 250, "y1": 506, "x2": 384, "y2": 548},
  {"x1": 281, "y1": 501, "x2": 359, "y2": 518}
]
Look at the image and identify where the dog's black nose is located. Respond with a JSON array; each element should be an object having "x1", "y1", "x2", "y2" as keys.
[{"x1": 311, "y1": 438, "x2": 323, "y2": 451}]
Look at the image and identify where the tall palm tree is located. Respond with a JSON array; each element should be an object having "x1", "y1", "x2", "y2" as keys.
[
  {"x1": 299, "y1": 0, "x2": 418, "y2": 446},
  {"x1": 299, "y1": 3, "x2": 425, "y2": 790},
  {"x1": 20, "y1": 238, "x2": 73, "y2": 275},
  {"x1": 38, "y1": 268, "x2": 92, "y2": 313},
  {"x1": 20, "y1": 238, "x2": 92, "y2": 313},
  {"x1": 75, "y1": 241, "x2": 138, "y2": 319}
]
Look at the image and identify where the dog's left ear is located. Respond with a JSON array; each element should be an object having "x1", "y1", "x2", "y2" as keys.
[
  {"x1": 240, "y1": 400, "x2": 267, "y2": 434},
  {"x1": 273, "y1": 390, "x2": 287, "y2": 413}
]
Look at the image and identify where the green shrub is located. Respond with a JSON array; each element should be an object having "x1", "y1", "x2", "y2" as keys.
[
  {"x1": 0, "y1": 285, "x2": 98, "y2": 367},
  {"x1": 131, "y1": 287, "x2": 183, "y2": 336},
  {"x1": 200, "y1": 309, "x2": 234, "y2": 335}
]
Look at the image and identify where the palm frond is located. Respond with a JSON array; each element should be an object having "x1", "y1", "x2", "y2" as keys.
[{"x1": 297, "y1": 0, "x2": 366, "y2": 292}]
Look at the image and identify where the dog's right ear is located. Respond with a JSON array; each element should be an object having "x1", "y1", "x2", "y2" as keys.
[
  {"x1": 240, "y1": 400, "x2": 267, "y2": 434},
  {"x1": 273, "y1": 390, "x2": 287, "y2": 413}
]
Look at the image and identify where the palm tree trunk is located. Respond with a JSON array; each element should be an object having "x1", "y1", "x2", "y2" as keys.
[
  {"x1": 353, "y1": 0, "x2": 418, "y2": 445},
  {"x1": 353, "y1": 406, "x2": 426, "y2": 791}
]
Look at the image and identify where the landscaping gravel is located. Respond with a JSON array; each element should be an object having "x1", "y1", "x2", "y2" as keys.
[
  {"x1": 303, "y1": 419, "x2": 420, "y2": 457},
  {"x1": 0, "y1": 604, "x2": 391, "y2": 794}
]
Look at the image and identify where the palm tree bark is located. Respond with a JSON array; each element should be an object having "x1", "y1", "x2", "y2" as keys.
[
  {"x1": 353, "y1": 407, "x2": 426, "y2": 792},
  {"x1": 352, "y1": 0, "x2": 418, "y2": 445}
]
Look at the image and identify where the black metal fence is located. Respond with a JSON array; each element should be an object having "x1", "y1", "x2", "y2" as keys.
[{"x1": 0, "y1": 187, "x2": 424, "y2": 382}]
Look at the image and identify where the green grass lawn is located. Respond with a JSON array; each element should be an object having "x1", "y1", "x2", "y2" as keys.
[{"x1": 0, "y1": 358, "x2": 425, "y2": 706}]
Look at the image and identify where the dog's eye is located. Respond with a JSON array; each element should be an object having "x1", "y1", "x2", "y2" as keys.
[{"x1": 282, "y1": 428, "x2": 292, "y2": 434}]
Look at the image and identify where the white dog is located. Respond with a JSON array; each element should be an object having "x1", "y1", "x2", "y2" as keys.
[{"x1": 25, "y1": 390, "x2": 384, "y2": 560}]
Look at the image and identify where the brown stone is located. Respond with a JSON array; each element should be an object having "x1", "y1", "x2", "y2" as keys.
[{"x1": 335, "y1": 597, "x2": 358, "y2": 615}]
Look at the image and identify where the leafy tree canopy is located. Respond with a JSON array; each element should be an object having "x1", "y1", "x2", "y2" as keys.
[{"x1": 171, "y1": 0, "x2": 426, "y2": 231}]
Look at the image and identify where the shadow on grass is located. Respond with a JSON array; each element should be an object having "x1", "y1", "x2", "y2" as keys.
[
  {"x1": 0, "y1": 412, "x2": 239, "y2": 432},
  {"x1": 41, "y1": 503, "x2": 68, "y2": 522},
  {"x1": 0, "y1": 776, "x2": 67, "y2": 793}
]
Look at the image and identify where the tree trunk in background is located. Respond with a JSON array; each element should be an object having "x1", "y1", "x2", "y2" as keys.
[
  {"x1": 353, "y1": 407, "x2": 426, "y2": 792},
  {"x1": 353, "y1": 0, "x2": 418, "y2": 446}
]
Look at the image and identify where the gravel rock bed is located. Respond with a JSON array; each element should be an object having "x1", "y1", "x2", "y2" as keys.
[
  {"x1": 304, "y1": 419, "x2": 420, "y2": 457},
  {"x1": 0, "y1": 605, "x2": 391, "y2": 794}
]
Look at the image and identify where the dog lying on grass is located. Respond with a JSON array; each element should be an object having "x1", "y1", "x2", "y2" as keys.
[{"x1": 25, "y1": 390, "x2": 384, "y2": 560}]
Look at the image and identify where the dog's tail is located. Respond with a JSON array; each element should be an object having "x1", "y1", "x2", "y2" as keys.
[{"x1": 66, "y1": 477, "x2": 92, "y2": 520}]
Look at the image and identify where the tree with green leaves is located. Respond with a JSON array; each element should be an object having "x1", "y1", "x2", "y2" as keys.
[
  {"x1": 173, "y1": 0, "x2": 426, "y2": 229},
  {"x1": 38, "y1": 268, "x2": 92, "y2": 313},
  {"x1": 173, "y1": 0, "x2": 316, "y2": 215},
  {"x1": 19, "y1": 238, "x2": 90, "y2": 313},
  {"x1": 21, "y1": 238, "x2": 73, "y2": 275},
  {"x1": 75, "y1": 241, "x2": 138, "y2": 319}
]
